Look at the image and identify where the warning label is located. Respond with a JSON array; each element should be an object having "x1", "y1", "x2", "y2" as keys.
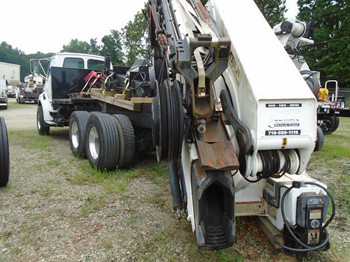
[
  {"x1": 308, "y1": 229, "x2": 320, "y2": 245},
  {"x1": 265, "y1": 103, "x2": 302, "y2": 136}
]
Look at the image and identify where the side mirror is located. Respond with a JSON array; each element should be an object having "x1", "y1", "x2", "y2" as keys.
[{"x1": 30, "y1": 59, "x2": 40, "y2": 74}]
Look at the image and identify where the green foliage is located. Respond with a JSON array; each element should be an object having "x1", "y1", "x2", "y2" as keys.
[
  {"x1": 89, "y1": 38, "x2": 100, "y2": 54},
  {"x1": 61, "y1": 39, "x2": 92, "y2": 54},
  {"x1": 297, "y1": 0, "x2": 350, "y2": 88},
  {"x1": 255, "y1": 0, "x2": 287, "y2": 27},
  {"x1": 122, "y1": 10, "x2": 151, "y2": 66},
  {"x1": 100, "y1": 30, "x2": 124, "y2": 66}
]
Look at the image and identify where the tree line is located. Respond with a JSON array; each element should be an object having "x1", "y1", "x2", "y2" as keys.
[{"x1": 0, "y1": 0, "x2": 349, "y2": 89}]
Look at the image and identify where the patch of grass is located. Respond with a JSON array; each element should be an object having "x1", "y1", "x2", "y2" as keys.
[
  {"x1": 148, "y1": 194, "x2": 167, "y2": 206},
  {"x1": 79, "y1": 193, "x2": 106, "y2": 216},
  {"x1": 47, "y1": 158, "x2": 62, "y2": 167},
  {"x1": 18, "y1": 223, "x2": 40, "y2": 246},
  {"x1": 333, "y1": 171, "x2": 350, "y2": 213},
  {"x1": 8, "y1": 101, "x2": 37, "y2": 109},
  {"x1": 66, "y1": 160, "x2": 167, "y2": 195},
  {"x1": 101, "y1": 237, "x2": 114, "y2": 249},
  {"x1": 66, "y1": 167, "x2": 139, "y2": 194},
  {"x1": 123, "y1": 209, "x2": 142, "y2": 228},
  {"x1": 149, "y1": 161, "x2": 168, "y2": 176},
  {"x1": 320, "y1": 143, "x2": 350, "y2": 158},
  {"x1": 130, "y1": 225, "x2": 180, "y2": 260},
  {"x1": 130, "y1": 221, "x2": 245, "y2": 261},
  {"x1": 9, "y1": 129, "x2": 51, "y2": 150},
  {"x1": 310, "y1": 117, "x2": 350, "y2": 217},
  {"x1": 0, "y1": 185, "x2": 11, "y2": 193},
  {"x1": 46, "y1": 177, "x2": 62, "y2": 185},
  {"x1": 40, "y1": 186, "x2": 56, "y2": 197},
  {"x1": 11, "y1": 246, "x2": 21, "y2": 255},
  {"x1": 212, "y1": 249, "x2": 245, "y2": 262},
  {"x1": 236, "y1": 217, "x2": 245, "y2": 231},
  {"x1": 304, "y1": 117, "x2": 350, "y2": 262},
  {"x1": 102, "y1": 179, "x2": 128, "y2": 193},
  {"x1": 66, "y1": 171, "x2": 97, "y2": 185},
  {"x1": 21, "y1": 234, "x2": 38, "y2": 246}
]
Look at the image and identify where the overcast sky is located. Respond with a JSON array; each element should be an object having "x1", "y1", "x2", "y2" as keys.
[
  {"x1": 0, "y1": 0, "x2": 147, "y2": 54},
  {"x1": 285, "y1": 0, "x2": 299, "y2": 18},
  {"x1": 0, "y1": 0, "x2": 298, "y2": 55}
]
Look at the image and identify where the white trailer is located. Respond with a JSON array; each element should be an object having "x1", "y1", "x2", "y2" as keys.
[{"x1": 0, "y1": 61, "x2": 21, "y2": 84}]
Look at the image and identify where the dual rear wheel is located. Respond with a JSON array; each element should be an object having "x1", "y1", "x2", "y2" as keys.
[{"x1": 69, "y1": 111, "x2": 135, "y2": 171}]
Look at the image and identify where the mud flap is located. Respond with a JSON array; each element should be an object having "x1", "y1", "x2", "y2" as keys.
[{"x1": 191, "y1": 161, "x2": 236, "y2": 249}]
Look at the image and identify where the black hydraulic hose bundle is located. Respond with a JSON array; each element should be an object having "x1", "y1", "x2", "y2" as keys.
[
  {"x1": 257, "y1": 151, "x2": 281, "y2": 179},
  {"x1": 244, "y1": 150, "x2": 292, "y2": 182}
]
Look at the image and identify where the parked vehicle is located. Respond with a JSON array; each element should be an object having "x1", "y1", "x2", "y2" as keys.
[
  {"x1": 16, "y1": 74, "x2": 44, "y2": 104},
  {"x1": 16, "y1": 84, "x2": 41, "y2": 104},
  {"x1": 0, "y1": 61, "x2": 20, "y2": 85},
  {"x1": 0, "y1": 78, "x2": 8, "y2": 109},
  {"x1": 34, "y1": 53, "x2": 153, "y2": 160},
  {"x1": 7, "y1": 84, "x2": 16, "y2": 98}
]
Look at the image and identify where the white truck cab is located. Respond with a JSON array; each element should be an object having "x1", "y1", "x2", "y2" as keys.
[{"x1": 36, "y1": 52, "x2": 110, "y2": 134}]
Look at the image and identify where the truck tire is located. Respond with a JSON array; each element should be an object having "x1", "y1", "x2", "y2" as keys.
[
  {"x1": 314, "y1": 125, "x2": 324, "y2": 151},
  {"x1": 85, "y1": 113, "x2": 120, "y2": 171},
  {"x1": 0, "y1": 117, "x2": 10, "y2": 187},
  {"x1": 69, "y1": 111, "x2": 90, "y2": 158},
  {"x1": 331, "y1": 116, "x2": 340, "y2": 133},
  {"x1": 112, "y1": 114, "x2": 135, "y2": 168},
  {"x1": 37, "y1": 105, "x2": 50, "y2": 135}
]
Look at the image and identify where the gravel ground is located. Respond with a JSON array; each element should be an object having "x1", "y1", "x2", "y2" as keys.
[
  {"x1": 0, "y1": 99, "x2": 349, "y2": 261},
  {"x1": 0, "y1": 100, "x2": 173, "y2": 261},
  {"x1": 0, "y1": 98, "x2": 37, "y2": 130},
  {"x1": 0, "y1": 131, "x2": 174, "y2": 261}
]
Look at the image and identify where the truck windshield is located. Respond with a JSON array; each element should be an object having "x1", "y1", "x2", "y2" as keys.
[
  {"x1": 87, "y1": 59, "x2": 105, "y2": 70},
  {"x1": 63, "y1": 58, "x2": 84, "y2": 69}
]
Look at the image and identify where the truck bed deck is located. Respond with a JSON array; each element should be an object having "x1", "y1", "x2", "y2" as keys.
[{"x1": 69, "y1": 91, "x2": 152, "y2": 112}]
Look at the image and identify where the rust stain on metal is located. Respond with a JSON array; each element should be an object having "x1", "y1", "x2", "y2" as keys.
[
  {"x1": 196, "y1": 139, "x2": 239, "y2": 170},
  {"x1": 203, "y1": 119, "x2": 227, "y2": 142}
]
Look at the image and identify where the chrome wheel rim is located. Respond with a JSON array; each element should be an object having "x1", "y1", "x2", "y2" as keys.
[{"x1": 88, "y1": 126, "x2": 99, "y2": 160}]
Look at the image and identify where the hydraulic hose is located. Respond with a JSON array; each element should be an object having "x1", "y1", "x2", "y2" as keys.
[{"x1": 168, "y1": 160, "x2": 183, "y2": 219}]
